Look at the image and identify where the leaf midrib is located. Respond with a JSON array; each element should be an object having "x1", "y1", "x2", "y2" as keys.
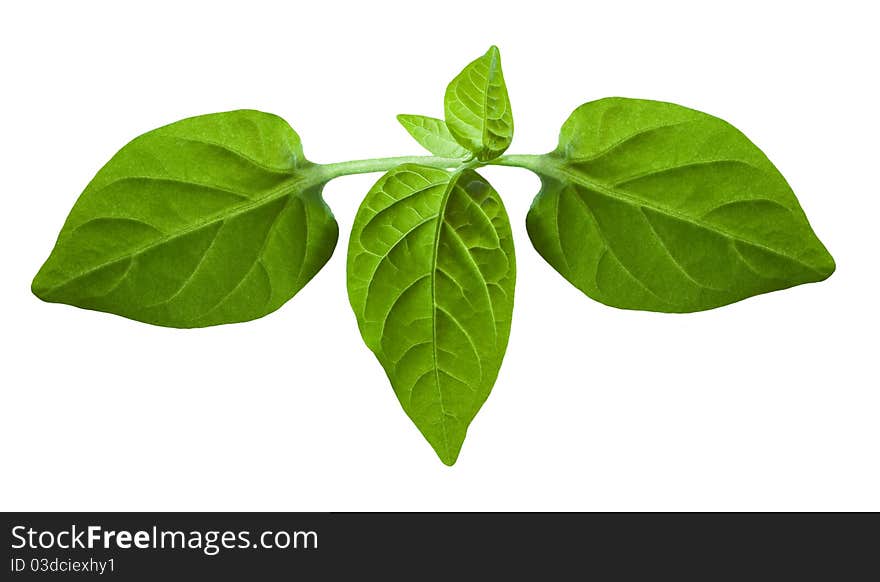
[
  {"x1": 428, "y1": 171, "x2": 463, "y2": 459},
  {"x1": 41, "y1": 170, "x2": 320, "y2": 297},
  {"x1": 538, "y1": 157, "x2": 827, "y2": 277},
  {"x1": 480, "y1": 52, "x2": 496, "y2": 153}
]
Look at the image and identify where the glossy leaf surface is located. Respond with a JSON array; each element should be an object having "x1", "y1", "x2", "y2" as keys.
[
  {"x1": 397, "y1": 114, "x2": 470, "y2": 158},
  {"x1": 444, "y1": 46, "x2": 513, "y2": 161},
  {"x1": 526, "y1": 98, "x2": 835, "y2": 312},
  {"x1": 33, "y1": 110, "x2": 338, "y2": 327},
  {"x1": 348, "y1": 165, "x2": 515, "y2": 464}
]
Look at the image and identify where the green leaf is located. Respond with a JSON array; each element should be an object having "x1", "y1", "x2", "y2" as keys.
[
  {"x1": 396, "y1": 114, "x2": 471, "y2": 159},
  {"x1": 444, "y1": 46, "x2": 513, "y2": 161},
  {"x1": 347, "y1": 165, "x2": 516, "y2": 465},
  {"x1": 525, "y1": 97, "x2": 835, "y2": 312},
  {"x1": 32, "y1": 110, "x2": 338, "y2": 328}
]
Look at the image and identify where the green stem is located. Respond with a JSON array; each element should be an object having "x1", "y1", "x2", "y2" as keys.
[
  {"x1": 490, "y1": 154, "x2": 547, "y2": 173},
  {"x1": 317, "y1": 155, "x2": 465, "y2": 180},
  {"x1": 315, "y1": 153, "x2": 546, "y2": 183}
]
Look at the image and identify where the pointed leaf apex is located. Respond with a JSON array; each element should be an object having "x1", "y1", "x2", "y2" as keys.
[
  {"x1": 438, "y1": 448, "x2": 460, "y2": 466},
  {"x1": 444, "y1": 46, "x2": 514, "y2": 160}
]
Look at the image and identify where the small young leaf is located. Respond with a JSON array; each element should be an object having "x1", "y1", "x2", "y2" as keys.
[
  {"x1": 347, "y1": 165, "x2": 516, "y2": 465},
  {"x1": 33, "y1": 110, "x2": 338, "y2": 327},
  {"x1": 396, "y1": 114, "x2": 471, "y2": 158},
  {"x1": 525, "y1": 97, "x2": 835, "y2": 312},
  {"x1": 444, "y1": 46, "x2": 513, "y2": 161}
]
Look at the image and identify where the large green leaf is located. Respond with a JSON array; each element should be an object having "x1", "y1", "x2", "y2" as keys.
[
  {"x1": 525, "y1": 98, "x2": 835, "y2": 312},
  {"x1": 444, "y1": 46, "x2": 513, "y2": 161},
  {"x1": 32, "y1": 110, "x2": 338, "y2": 327},
  {"x1": 347, "y1": 165, "x2": 516, "y2": 465},
  {"x1": 396, "y1": 114, "x2": 470, "y2": 158}
]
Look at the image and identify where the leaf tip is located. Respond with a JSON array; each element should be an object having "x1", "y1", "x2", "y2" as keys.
[
  {"x1": 31, "y1": 269, "x2": 53, "y2": 302},
  {"x1": 437, "y1": 448, "x2": 460, "y2": 466},
  {"x1": 432, "y1": 435, "x2": 465, "y2": 466},
  {"x1": 818, "y1": 250, "x2": 836, "y2": 280}
]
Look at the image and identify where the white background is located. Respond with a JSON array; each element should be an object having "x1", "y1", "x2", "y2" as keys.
[{"x1": 1, "y1": 1, "x2": 877, "y2": 511}]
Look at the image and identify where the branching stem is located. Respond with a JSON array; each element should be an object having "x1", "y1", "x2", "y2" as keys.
[
  {"x1": 315, "y1": 153, "x2": 545, "y2": 182},
  {"x1": 317, "y1": 156, "x2": 463, "y2": 180}
]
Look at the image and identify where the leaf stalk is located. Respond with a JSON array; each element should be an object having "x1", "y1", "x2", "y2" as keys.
[
  {"x1": 317, "y1": 156, "x2": 464, "y2": 180},
  {"x1": 316, "y1": 153, "x2": 545, "y2": 183}
]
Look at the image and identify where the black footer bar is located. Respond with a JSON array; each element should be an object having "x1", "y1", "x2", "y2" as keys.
[{"x1": 2, "y1": 512, "x2": 875, "y2": 578}]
